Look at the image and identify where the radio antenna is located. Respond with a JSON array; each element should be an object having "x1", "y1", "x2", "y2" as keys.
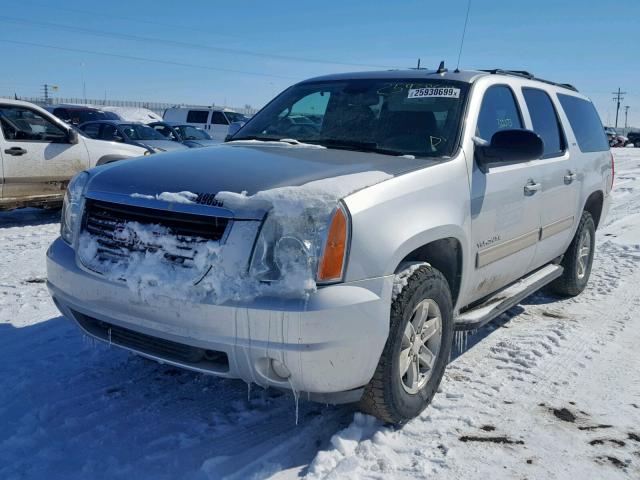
[{"x1": 455, "y1": 0, "x2": 472, "y2": 72}]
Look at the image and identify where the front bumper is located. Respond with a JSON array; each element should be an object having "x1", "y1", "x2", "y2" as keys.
[{"x1": 47, "y1": 237, "x2": 393, "y2": 399}]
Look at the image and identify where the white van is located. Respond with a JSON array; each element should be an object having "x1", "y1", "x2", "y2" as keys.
[{"x1": 162, "y1": 107, "x2": 249, "y2": 142}]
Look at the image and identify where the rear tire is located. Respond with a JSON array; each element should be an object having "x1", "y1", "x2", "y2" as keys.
[
  {"x1": 550, "y1": 211, "x2": 596, "y2": 297},
  {"x1": 359, "y1": 265, "x2": 453, "y2": 424}
]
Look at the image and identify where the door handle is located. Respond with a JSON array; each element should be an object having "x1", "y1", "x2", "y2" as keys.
[
  {"x1": 524, "y1": 180, "x2": 541, "y2": 195},
  {"x1": 564, "y1": 171, "x2": 577, "y2": 184},
  {"x1": 524, "y1": 183, "x2": 541, "y2": 194},
  {"x1": 4, "y1": 147, "x2": 27, "y2": 156}
]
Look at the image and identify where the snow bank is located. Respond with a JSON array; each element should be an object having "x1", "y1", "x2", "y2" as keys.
[
  {"x1": 308, "y1": 413, "x2": 386, "y2": 478},
  {"x1": 79, "y1": 171, "x2": 392, "y2": 304}
]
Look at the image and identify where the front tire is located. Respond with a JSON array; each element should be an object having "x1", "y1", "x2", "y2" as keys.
[
  {"x1": 551, "y1": 211, "x2": 596, "y2": 296},
  {"x1": 359, "y1": 265, "x2": 453, "y2": 424}
]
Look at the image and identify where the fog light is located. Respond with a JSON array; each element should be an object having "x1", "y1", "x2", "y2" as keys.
[{"x1": 270, "y1": 359, "x2": 291, "y2": 380}]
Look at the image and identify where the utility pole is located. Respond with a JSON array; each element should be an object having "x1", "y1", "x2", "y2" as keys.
[
  {"x1": 81, "y1": 62, "x2": 86, "y2": 103},
  {"x1": 612, "y1": 87, "x2": 626, "y2": 129},
  {"x1": 624, "y1": 106, "x2": 630, "y2": 130}
]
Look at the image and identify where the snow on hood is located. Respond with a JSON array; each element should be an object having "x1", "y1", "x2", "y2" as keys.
[
  {"x1": 85, "y1": 143, "x2": 425, "y2": 206},
  {"x1": 78, "y1": 171, "x2": 392, "y2": 305}
]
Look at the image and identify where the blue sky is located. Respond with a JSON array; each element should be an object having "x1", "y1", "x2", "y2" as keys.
[{"x1": 1, "y1": 0, "x2": 638, "y2": 126}]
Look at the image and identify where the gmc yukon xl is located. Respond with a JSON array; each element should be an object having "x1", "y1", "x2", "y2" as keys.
[{"x1": 46, "y1": 68, "x2": 613, "y2": 423}]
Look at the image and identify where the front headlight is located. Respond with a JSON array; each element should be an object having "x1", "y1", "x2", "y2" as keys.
[
  {"x1": 61, "y1": 171, "x2": 89, "y2": 244},
  {"x1": 249, "y1": 202, "x2": 350, "y2": 285}
]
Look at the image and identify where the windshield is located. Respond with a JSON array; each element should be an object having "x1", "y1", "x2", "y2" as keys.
[
  {"x1": 233, "y1": 79, "x2": 469, "y2": 157},
  {"x1": 177, "y1": 125, "x2": 211, "y2": 140},
  {"x1": 225, "y1": 112, "x2": 249, "y2": 123},
  {"x1": 120, "y1": 123, "x2": 166, "y2": 141}
]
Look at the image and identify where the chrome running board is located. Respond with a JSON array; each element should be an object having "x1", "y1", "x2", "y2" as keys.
[{"x1": 454, "y1": 264, "x2": 563, "y2": 331}]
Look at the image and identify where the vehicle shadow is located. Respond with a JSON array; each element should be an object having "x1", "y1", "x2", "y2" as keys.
[
  {"x1": 0, "y1": 286, "x2": 566, "y2": 479},
  {"x1": 0, "y1": 317, "x2": 353, "y2": 480},
  {"x1": 0, "y1": 208, "x2": 60, "y2": 229},
  {"x1": 450, "y1": 288, "x2": 562, "y2": 360}
]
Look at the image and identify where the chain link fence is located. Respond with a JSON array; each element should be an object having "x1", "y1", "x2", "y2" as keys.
[{"x1": 1, "y1": 95, "x2": 259, "y2": 116}]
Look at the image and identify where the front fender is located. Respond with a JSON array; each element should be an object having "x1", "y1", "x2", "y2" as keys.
[{"x1": 343, "y1": 157, "x2": 471, "y2": 283}]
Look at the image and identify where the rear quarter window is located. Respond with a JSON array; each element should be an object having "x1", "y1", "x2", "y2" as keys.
[{"x1": 557, "y1": 94, "x2": 609, "y2": 153}]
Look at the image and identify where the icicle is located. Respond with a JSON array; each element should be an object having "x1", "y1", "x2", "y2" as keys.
[
  {"x1": 247, "y1": 382, "x2": 252, "y2": 402},
  {"x1": 108, "y1": 328, "x2": 112, "y2": 346},
  {"x1": 287, "y1": 376, "x2": 299, "y2": 426}
]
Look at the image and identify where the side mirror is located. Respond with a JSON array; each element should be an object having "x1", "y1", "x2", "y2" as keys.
[
  {"x1": 475, "y1": 129, "x2": 544, "y2": 170},
  {"x1": 67, "y1": 128, "x2": 79, "y2": 145},
  {"x1": 225, "y1": 121, "x2": 244, "y2": 142}
]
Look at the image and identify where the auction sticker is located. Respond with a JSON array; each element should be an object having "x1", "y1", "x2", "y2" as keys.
[{"x1": 408, "y1": 87, "x2": 460, "y2": 99}]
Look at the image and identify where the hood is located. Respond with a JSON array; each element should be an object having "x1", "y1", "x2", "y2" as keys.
[
  {"x1": 86, "y1": 142, "x2": 429, "y2": 211},
  {"x1": 140, "y1": 140, "x2": 188, "y2": 151}
]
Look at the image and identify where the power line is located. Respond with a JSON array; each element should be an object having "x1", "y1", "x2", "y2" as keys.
[
  {"x1": 0, "y1": 39, "x2": 298, "y2": 80},
  {"x1": 0, "y1": 15, "x2": 396, "y2": 70},
  {"x1": 19, "y1": 0, "x2": 248, "y2": 42}
]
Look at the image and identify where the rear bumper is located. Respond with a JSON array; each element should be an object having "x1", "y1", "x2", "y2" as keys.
[{"x1": 47, "y1": 237, "x2": 393, "y2": 399}]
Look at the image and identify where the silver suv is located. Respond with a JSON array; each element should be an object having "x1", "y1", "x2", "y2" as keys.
[{"x1": 46, "y1": 68, "x2": 613, "y2": 423}]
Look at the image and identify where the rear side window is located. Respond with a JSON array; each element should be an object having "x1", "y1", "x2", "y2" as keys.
[
  {"x1": 557, "y1": 94, "x2": 609, "y2": 152},
  {"x1": 186, "y1": 110, "x2": 209, "y2": 123},
  {"x1": 477, "y1": 85, "x2": 523, "y2": 141},
  {"x1": 211, "y1": 111, "x2": 228, "y2": 125},
  {"x1": 522, "y1": 88, "x2": 565, "y2": 158}
]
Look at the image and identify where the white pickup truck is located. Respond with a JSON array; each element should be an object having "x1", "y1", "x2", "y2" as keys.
[{"x1": 0, "y1": 99, "x2": 147, "y2": 211}]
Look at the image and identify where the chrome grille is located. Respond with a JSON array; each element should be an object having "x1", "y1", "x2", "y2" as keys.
[{"x1": 82, "y1": 198, "x2": 229, "y2": 266}]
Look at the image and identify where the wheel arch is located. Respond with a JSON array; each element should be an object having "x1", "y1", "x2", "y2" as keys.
[
  {"x1": 391, "y1": 229, "x2": 465, "y2": 309},
  {"x1": 583, "y1": 190, "x2": 604, "y2": 229}
]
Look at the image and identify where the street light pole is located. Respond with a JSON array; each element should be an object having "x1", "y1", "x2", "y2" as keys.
[{"x1": 624, "y1": 106, "x2": 630, "y2": 131}]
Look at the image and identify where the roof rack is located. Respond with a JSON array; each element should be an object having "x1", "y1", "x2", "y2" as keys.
[{"x1": 480, "y1": 69, "x2": 578, "y2": 92}]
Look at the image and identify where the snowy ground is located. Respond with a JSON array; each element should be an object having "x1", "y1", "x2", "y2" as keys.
[{"x1": 1, "y1": 150, "x2": 639, "y2": 480}]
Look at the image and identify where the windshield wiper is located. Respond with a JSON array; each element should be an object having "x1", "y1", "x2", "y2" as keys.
[
  {"x1": 305, "y1": 138, "x2": 405, "y2": 156},
  {"x1": 229, "y1": 135, "x2": 280, "y2": 142}
]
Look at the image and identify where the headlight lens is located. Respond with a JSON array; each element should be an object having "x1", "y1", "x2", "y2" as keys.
[
  {"x1": 249, "y1": 203, "x2": 350, "y2": 285},
  {"x1": 61, "y1": 171, "x2": 89, "y2": 244}
]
